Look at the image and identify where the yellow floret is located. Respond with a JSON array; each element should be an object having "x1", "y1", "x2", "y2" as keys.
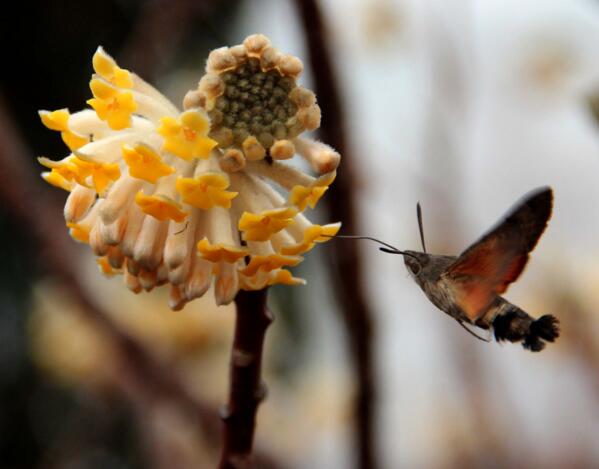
[
  {"x1": 97, "y1": 257, "x2": 119, "y2": 276},
  {"x1": 238, "y1": 207, "x2": 297, "y2": 242},
  {"x1": 61, "y1": 131, "x2": 89, "y2": 151},
  {"x1": 289, "y1": 171, "x2": 336, "y2": 211},
  {"x1": 289, "y1": 185, "x2": 328, "y2": 211},
  {"x1": 67, "y1": 222, "x2": 90, "y2": 243},
  {"x1": 39, "y1": 109, "x2": 70, "y2": 131},
  {"x1": 240, "y1": 268, "x2": 306, "y2": 290},
  {"x1": 122, "y1": 144, "x2": 175, "y2": 183},
  {"x1": 158, "y1": 110, "x2": 217, "y2": 161},
  {"x1": 197, "y1": 238, "x2": 247, "y2": 263},
  {"x1": 268, "y1": 269, "x2": 306, "y2": 286},
  {"x1": 175, "y1": 173, "x2": 238, "y2": 210},
  {"x1": 240, "y1": 254, "x2": 302, "y2": 277},
  {"x1": 41, "y1": 170, "x2": 74, "y2": 192},
  {"x1": 72, "y1": 155, "x2": 120, "y2": 194},
  {"x1": 38, "y1": 156, "x2": 90, "y2": 187},
  {"x1": 88, "y1": 79, "x2": 136, "y2": 130},
  {"x1": 135, "y1": 192, "x2": 188, "y2": 222},
  {"x1": 39, "y1": 109, "x2": 89, "y2": 151},
  {"x1": 92, "y1": 47, "x2": 133, "y2": 88},
  {"x1": 280, "y1": 222, "x2": 341, "y2": 255}
]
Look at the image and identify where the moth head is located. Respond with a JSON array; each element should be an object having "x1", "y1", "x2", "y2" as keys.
[{"x1": 403, "y1": 250, "x2": 429, "y2": 280}]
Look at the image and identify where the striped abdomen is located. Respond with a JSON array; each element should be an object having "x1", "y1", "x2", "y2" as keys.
[{"x1": 476, "y1": 297, "x2": 560, "y2": 352}]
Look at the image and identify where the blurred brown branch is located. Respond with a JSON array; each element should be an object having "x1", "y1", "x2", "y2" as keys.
[
  {"x1": 0, "y1": 97, "x2": 281, "y2": 469},
  {"x1": 120, "y1": 0, "x2": 196, "y2": 77},
  {"x1": 118, "y1": 0, "x2": 238, "y2": 80},
  {"x1": 219, "y1": 289, "x2": 273, "y2": 469},
  {"x1": 418, "y1": 9, "x2": 510, "y2": 466},
  {"x1": 294, "y1": 2, "x2": 378, "y2": 469},
  {"x1": 588, "y1": 91, "x2": 599, "y2": 126},
  {"x1": 119, "y1": 0, "x2": 208, "y2": 79}
]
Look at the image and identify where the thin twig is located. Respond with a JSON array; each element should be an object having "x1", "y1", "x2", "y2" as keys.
[
  {"x1": 219, "y1": 288, "x2": 273, "y2": 469},
  {"x1": 294, "y1": 2, "x2": 378, "y2": 469}
]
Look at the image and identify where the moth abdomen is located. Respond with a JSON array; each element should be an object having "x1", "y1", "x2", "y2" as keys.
[{"x1": 491, "y1": 304, "x2": 560, "y2": 352}]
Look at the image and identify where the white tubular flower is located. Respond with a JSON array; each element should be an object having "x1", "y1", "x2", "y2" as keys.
[{"x1": 39, "y1": 35, "x2": 341, "y2": 310}]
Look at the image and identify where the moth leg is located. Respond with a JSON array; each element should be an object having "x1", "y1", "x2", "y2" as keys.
[{"x1": 455, "y1": 319, "x2": 490, "y2": 342}]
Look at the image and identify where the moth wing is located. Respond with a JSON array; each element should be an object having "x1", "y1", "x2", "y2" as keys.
[{"x1": 443, "y1": 187, "x2": 553, "y2": 321}]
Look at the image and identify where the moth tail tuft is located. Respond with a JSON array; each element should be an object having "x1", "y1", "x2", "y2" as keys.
[
  {"x1": 530, "y1": 314, "x2": 560, "y2": 342},
  {"x1": 493, "y1": 308, "x2": 559, "y2": 353}
]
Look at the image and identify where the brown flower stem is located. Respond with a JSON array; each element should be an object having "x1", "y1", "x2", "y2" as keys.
[
  {"x1": 219, "y1": 288, "x2": 273, "y2": 469},
  {"x1": 294, "y1": 2, "x2": 378, "y2": 469}
]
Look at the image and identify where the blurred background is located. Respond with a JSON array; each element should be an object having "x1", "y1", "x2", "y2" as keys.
[{"x1": 2, "y1": 0, "x2": 599, "y2": 468}]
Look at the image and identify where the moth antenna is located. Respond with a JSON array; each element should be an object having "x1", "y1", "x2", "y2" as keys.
[
  {"x1": 417, "y1": 202, "x2": 427, "y2": 253},
  {"x1": 455, "y1": 320, "x2": 490, "y2": 342}
]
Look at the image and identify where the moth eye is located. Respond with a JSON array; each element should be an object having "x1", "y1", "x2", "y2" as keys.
[{"x1": 409, "y1": 262, "x2": 420, "y2": 275}]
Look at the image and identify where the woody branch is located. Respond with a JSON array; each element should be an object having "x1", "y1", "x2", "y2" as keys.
[
  {"x1": 219, "y1": 288, "x2": 273, "y2": 469},
  {"x1": 294, "y1": 1, "x2": 378, "y2": 468}
]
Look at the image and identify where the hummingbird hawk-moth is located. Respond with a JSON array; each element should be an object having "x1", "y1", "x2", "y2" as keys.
[{"x1": 337, "y1": 187, "x2": 560, "y2": 352}]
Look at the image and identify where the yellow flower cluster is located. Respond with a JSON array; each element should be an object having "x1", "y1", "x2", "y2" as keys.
[{"x1": 39, "y1": 36, "x2": 341, "y2": 310}]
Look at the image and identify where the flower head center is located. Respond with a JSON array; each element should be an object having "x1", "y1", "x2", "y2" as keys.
[{"x1": 209, "y1": 58, "x2": 298, "y2": 148}]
